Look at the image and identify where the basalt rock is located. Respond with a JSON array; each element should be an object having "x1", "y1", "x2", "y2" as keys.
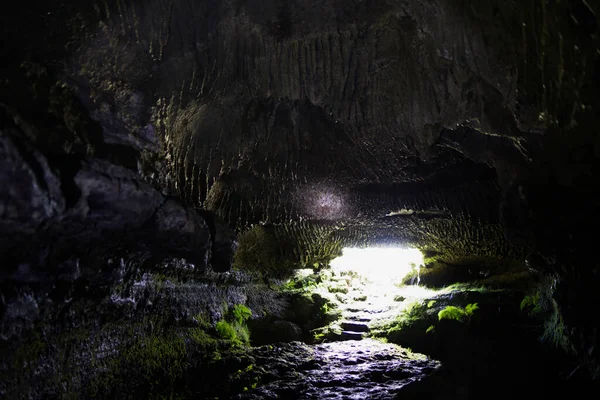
[{"x1": 0, "y1": 121, "x2": 235, "y2": 274}]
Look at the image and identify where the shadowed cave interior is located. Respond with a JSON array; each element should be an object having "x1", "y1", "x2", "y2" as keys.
[{"x1": 1, "y1": 0, "x2": 600, "y2": 399}]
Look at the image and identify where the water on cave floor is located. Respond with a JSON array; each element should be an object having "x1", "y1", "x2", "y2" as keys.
[{"x1": 235, "y1": 339, "x2": 440, "y2": 400}]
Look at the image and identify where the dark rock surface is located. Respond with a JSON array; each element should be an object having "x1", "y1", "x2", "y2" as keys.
[
  {"x1": 0, "y1": 119, "x2": 234, "y2": 273},
  {"x1": 369, "y1": 286, "x2": 581, "y2": 398},
  {"x1": 235, "y1": 340, "x2": 440, "y2": 400}
]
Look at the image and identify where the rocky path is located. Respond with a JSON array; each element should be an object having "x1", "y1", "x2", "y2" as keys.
[
  {"x1": 234, "y1": 339, "x2": 440, "y2": 399},
  {"x1": 322, "y1": 271, "x2": 436, "y2": 342}
]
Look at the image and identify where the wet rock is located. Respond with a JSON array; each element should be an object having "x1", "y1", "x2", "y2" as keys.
[{"x1": 236, "y1": 339, "x2": 440, "y2": 399}]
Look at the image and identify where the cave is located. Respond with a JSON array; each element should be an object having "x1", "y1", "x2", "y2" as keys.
[{"x1": 1, "y1": 0, "x2": 599, "y2": 399}]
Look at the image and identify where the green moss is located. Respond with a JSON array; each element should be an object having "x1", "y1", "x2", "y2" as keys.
[
  {"x1": 520, "y1": 292, "x2": 542, "y2": 314},
  {"x1": 13, "y1": 331, "x2": 46, "y2": 373},
  {"x1": 189, "y1": 328, "x2": 218, "y2": 352},
  {"x1": 426, "y1": 325, "x2": 435, "y2": 334},
  {"x1": 444, "y1": 283, "x2": 493, "y2": 293},
  {"x1": 438, "y1": 306, "x2": 465, "y2": 321},
  {"x1": 216, "y1": 321, "x2": 237, "y2": 341},
  {"x1": 193, "y1": 312, "x2": 212, "y2": 329},
  {"x1": 518, "y1": 278, "x2": 575, "y2": 354},
  {"x1": 465, "y1": 303, "x2": 479, "y2": 315},
  {"x1": 370, "y1": 301, "x2": 431, "y2": 339},
  {"x1": 123, "y1": 334, "x2": 188, "y2": 379},
  {"x1": 88, "y1": 332, "x2": 190, "y2": 399},
  {"x1": 281, "y1": 273, "x2": 321, "y2": 292},
  {"x1": 232, "y1": 305, "x2": 252, "y2": 324},
  {"x1": 215, "y1": 304, "x2": 252, "y2": 347},
  {"x1": 542, "y1": 301, "x2": 576, "y2": 355},
  {"x1": 311, "y1": 323, "x2": 343, "y2": 342},
  {"x1": 327, "y1": 285, "x2": 348, "y2": 294},
  {"x1": 229, "y1": 362, "x2": 262, "y2": 395},
  {"x1": 438, "y1": 303, "x2": 479, "y2": 323},
  {"x1": 233, "y1": 225, "x2": 297, "y2": 278},
  {"x1": 235, "y1": 324, "x2": 251, "y2": 345}
]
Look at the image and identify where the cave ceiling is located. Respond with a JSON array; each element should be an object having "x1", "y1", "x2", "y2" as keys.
[{"x1": 1, "y1": 0, "x2": 599, "y2": 251}]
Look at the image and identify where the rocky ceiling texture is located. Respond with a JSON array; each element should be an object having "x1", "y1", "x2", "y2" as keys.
[{"x1": 1, "y1": 0, "x2": 600, "y2": 393}]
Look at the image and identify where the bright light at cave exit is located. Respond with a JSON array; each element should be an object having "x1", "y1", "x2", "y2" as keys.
[{"x1": 330, "y1": 247, "x2": 424, "y2": 288}]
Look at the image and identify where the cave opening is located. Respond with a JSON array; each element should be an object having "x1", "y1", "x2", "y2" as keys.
[
  {"x1": 282, "y1": 247, "x2": 438, "y2": 342},
  {"x1": 1, "y1": 0, "x2": 600, "y2": 399}
]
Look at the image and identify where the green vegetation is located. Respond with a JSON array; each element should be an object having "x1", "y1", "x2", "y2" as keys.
[
  {"x1": 438, "y1": 303, "x2": 479, "y2": 324},
  {"x1": 230, "y1": 363, "x2": 262, "y2": 394},
  {"x1": 519, "y1": 278, "x2": 574, "y2": 355},
  {"x1": 444, "y1": 283, "x2": 495, "y2": 293},
  {"x1": 189, "y1": 327, "x2": 218, "y2": 352},
  {"x1": 232, "y1": 225, "x2": 297, "y2": 278},
  {"x1": 233, "y1": 222, "x2": 345, "y2": 279},
  {"x1": 542, "y1": 303, "x2": 575, "y2": 355},
  {"x1": 86, "y1": 329, "x2": 191, "y2": 399},
  {"x1": 215, "y1": 304, "x2": 252, "y2": 347},
  {"x1": 426, "y1": 325, "x2": 435, "y2": 334},
  {"x1": 12, "y1": 331, "x2": 46, "y2": 373},
  {"x1": 370, "y1": 301, "x2": 432, "y2": 340},
  {"x1": 232, "y1": 305, "x2": 252, "y2": 324},
  {"x1": 394, "y1": 301, "x2": 430, "y2": 328},
  {"x1": 4, "y1": 300, "x2": 258, "y2": 400},
  {"x1": 311, "y1": 323, "x2": 343, "y2": 342},
  {"x1": 86, "y1": 306, "x2": 252, "y2": 398},
  {"x1": 520, "y1": 292, "x2": 542, "y2": 314},
  {"x1": 193, "y1": 312, "x2": 212, "y2": 329},
  {"x1": 216, "y1": 321, "x2": 238, "y2": 341},
  {"x1": 327, "y1": 285, "x2": 348, "y2": 294},
  {"x1": 281, "y1": 274, "x2": 320, "y2": 292},
  {"x1": 122, "y1": 334, "x2": 188, "y2": 384},
  {"x1": 437, "y1": 306, "x2": 462, "y2": 321}
]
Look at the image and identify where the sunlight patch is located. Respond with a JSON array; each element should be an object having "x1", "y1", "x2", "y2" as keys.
[{"x1": 329, "y1": 247, "x2": 424, "y2": 286}]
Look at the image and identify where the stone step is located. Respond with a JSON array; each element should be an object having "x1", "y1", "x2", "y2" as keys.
[
  {"x1": 339, "y1": 331, "x2": 365, "y2": 341},
  {"x1": 345, "y1": 315, "x2": 372, "y2": 323},
  {"x1": 343, "y1": 308, "x2": 387, "y2": 315},
  {"x1": 340, "y1": 322, "x2": 370, "y2": 332}
]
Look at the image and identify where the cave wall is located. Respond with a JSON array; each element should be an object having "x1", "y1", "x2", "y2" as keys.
[{"x1": 24, "y1": 0, "x2": 533, "y2": 223}]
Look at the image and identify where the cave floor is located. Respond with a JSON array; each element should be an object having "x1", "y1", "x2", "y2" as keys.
[
  {"x1": 234, "y1": 339, "x2": 440, "y2": 400},
  {"x1": 228, "y1": 269, "x2": 576, "y2": 400}
]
